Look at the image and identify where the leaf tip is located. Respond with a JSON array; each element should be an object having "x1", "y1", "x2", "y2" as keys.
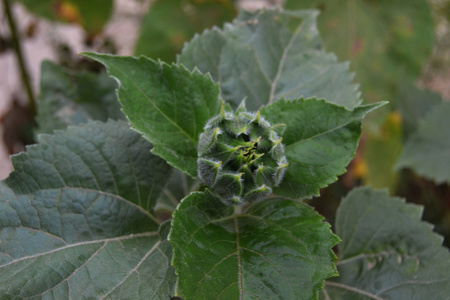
[{"x1": 79, "y1": 51, "x2": 105, "y2": 61}]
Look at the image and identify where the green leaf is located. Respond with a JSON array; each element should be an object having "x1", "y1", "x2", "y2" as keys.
[
  {"x1": 169, "y1": 191, "x2": 339, "y2": 299},
  {"x1": 82, "y1": 53, "x2": 222, "y2": 178},
  {"x1": 395, "y1": 79, "x2": 442, "y2": 138},
  {"x1": 179, "y1": 8, "x2": 361, "y2": 110},
  {"x1": 396, "y1": 102, "x2": 450, "y2": 184},
  {"x1": 134, "y1": 0, "x2": 236, "y2": 62},
  {"x1": 8, "y1": 120, "x2": 171, "y2": 215},
  {"x1": 323, "y1": 187, "x2": 450, "y2": 299},
  {"x1": 284, "y1": 0, "x2": 434, "y2": 102},
  {"x1": 261, "y1": 98, "x2": 385, "y2": 199},
  {"x1": 0, "y1": 120, "x2": 176, "y2": 298},
  {"x1": 14, "y1": 0, "x2": 113, "y2": 35},
  {"x1": 36, "y1": 60, "x2": 123, "y2": 134}
]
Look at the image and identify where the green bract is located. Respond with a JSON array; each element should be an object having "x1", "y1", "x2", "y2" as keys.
[{"x1": 197, "y1": 103, "x2": 288, "y2": 205}]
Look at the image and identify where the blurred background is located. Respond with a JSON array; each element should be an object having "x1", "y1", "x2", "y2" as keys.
[{"x1": 1, "y1": 0, "x2": 449, "y2": 246}]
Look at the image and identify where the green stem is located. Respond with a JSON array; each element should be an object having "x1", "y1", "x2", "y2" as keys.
[{"x1": 2, "y1": 0, "x2": 36, "y2": 117}]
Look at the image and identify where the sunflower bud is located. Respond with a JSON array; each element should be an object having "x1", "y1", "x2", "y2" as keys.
[{"x1": 198, "y1": 102, "x2": 288, "y2": 206}]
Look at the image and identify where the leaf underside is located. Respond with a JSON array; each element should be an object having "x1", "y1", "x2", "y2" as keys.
[
  {"x1": 82, "y1": 53, "x2": 222, "y2": 178},
  {"x1": 0, "y1": 120, "x2": 176, "y2": 298},
  {"x1": 322, "y1": 187, "x2": 450, "y2": 300},
  {"x1": 261, "y1": 98, "x2": 385, "y2": 199},
  {"x1": 169, "y1": 192, "x2": 339, "y2": 300},
  {"x1": 179, "y1": 8, "x2": 361, "y2": 110}
]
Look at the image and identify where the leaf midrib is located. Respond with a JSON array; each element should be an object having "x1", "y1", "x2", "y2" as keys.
[
  {"x1": 268, "y1": 14, "x2": 305, "y2": 105},
  {"x1": 109, "y1": 62, "x2": 197, "y2": 144},
  {"x1": 325, "y1": 281, "x2": 383, "y2": 300},
  {"x1": 99, "y1": 240, "x2": 163, "y2": 299},
  {"x1": 192, "y1": 212, "x2": 309, "y2": 299},
  {"x1": 0, "y1": 232, "x2": 158, "y2": 270},
  {"x1": 233, "y1": 214, "x2": 244, "y2": 300},
  {"x1": 31, "y1": 241, "x2": 109, "y2": 298},
  {"x1": 8, "y1": 186, "x2": 160, "y2": 225},
  {"x1": 285, "y1": 117, "x2": 358, "y2": 151}
]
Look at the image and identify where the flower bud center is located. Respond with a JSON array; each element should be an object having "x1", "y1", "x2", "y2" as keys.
[{"x1": 197, "y1": 103, "x2": 288, "y2": 205}]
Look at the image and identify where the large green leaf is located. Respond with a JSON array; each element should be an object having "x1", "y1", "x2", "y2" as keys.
[
  {"x1": 284, "y1": 0, "x2": 434, "y2": 102},
  {"x1": 322, "y1": 187, "x2": 450, "y2": 299},
  {"x1": 36, "y1": 60, "x2": 123, "y2": 134},
  {"x1": 169, "y1": 191, "x2": 339, "y2": 299},
  {"x1": 134, "y1": 0, "x2": 236, "y2": 62},
  {"x1": 0, "y1": 120, "x2": 176, "y2": 298},
  {"x1": 179, "y1": 8, "x2": 361, "y2": 110},
  {"x1": 7, "y1": 120, "x2": 171, "y2": 215},
  {"x1": 14, "y1": 0, "x2": 113, "y2": 35},
  {"x1": 82, "y1": 53, "x2": 222, "y2": 178},
  {"x1": 396, "y1": 102, "x2": 450, "y2": 184},
  {"x1": 260, "y1": 98, "x2": 385, "y2": 199}
]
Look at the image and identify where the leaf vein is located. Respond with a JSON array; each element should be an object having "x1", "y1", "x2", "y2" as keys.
[
  {"x1": 268, "y1": 16, "x2": 305, "y2": 104},
  {"x1": 110, "y1": 63, "x2": 197, "y2": 144},
  {"x1": 99, "y1": 240, "x2": 162, "y2": 299},
  {"x1": 325, "y1": 281, "x2": 383, "y2": 300},
  {"x1": 0, "y1": 232, "x2": 158, "y2": 270}
]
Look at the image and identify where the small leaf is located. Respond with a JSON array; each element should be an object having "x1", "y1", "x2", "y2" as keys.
[
  {"x1": 261, "y1": 98, "x2": 385, "y2": 199},
  {"x1": 82, "y1": 53, "x2": 222, "y2": 178},
  {"x1": 36, "y1": 60, "x2": 123, "y2": 134},
  {"x1": 396, "y1": 102, "x2": 450, "y2": 184},
  {"x1": 323, "y1": 187, "x2": 450, "y2": 299},
  {"x1": 0, "y1": 120, "x2": 176, "y2": 298},
  {"x1": 179, "y1": 8, "x2": 361, "y2": 110},
  {"x1": 169, "y1": 191, "x2": 339, "y2": 299}
]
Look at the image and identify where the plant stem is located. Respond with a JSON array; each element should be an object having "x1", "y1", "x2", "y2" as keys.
[
  {"x1": 234, "y1": 205, "x2": 243, "y2": 215},
  {"x1": 2, "y1": 0, "x2": 36, "y2": 117}
]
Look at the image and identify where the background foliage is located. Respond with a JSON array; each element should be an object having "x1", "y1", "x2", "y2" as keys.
[{"x1": 1, "y1": 0, "x2": 450, "y2": 298}]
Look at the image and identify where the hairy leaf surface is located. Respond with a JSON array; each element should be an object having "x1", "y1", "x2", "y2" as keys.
[
  {"x1": 169, "y1": 191, "x2": 339, "y2": 299},
  {"x1": 0, "y1": 121, "x2": 176, "y2": 298},
  {"x1": 82, "y1": 53, "x2": 222, "y2": 178},
  {"x1": 396, "y1": 102, "x2": 450, "y2": 184},
  {"x1": 36, "y1": 60, "x2": 123, "y2": 134},
  {"x1": 322, "y1": 187, "x2": 450, "y2": 299},
  {"x1": 261, "y1": 99, "x2": 385, "y2": 199},
  {"x1": 179, "y1": 8, "x2": 361, "y2": 110}
]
